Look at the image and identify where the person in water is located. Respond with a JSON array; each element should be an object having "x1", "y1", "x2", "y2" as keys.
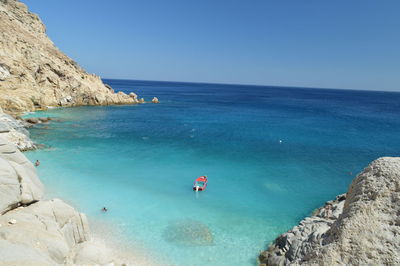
[
  {"x1": 101, "y1": 207, "x2": 108, "y2": 212},
  {"x1": 35, "y1": 160, "x2": 40, "y2": 167}
]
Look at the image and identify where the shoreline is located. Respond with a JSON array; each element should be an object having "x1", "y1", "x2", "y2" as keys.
[
  {"x1": 23, "y1": 111, "x2": 164, "y2": 265},
  {"x1": 258, "y1": 157, "x2": 400, "y2": 265},
  {"x1": 0, "y1": 110, "x2": 147, "y2": 265}
]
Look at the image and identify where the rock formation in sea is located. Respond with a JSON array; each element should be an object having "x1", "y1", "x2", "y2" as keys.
[
  {"x1": 259, "y1": 157, "x2": 400, "y2": 265},
  {"x1": 0, "y1": 0, "x2": 139, "y2": 113}
]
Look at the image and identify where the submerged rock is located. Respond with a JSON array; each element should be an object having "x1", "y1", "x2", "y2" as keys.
[{"x1": 163, "y1": 219, "x2": 214, "y2": 246}]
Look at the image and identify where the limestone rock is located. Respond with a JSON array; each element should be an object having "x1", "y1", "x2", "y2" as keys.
[
  {"x1": 72, "y1": 240, "x2": 114, "y2": 265},
  {"x1": 307, "y1": 157, "x2": 400, "y2": 265},
  {"x1": 0, "y1": 156, "x2": 21, "y2": 214},
  {"x1": 25, "y1": 117, "x2": 39, "y2": 124},
  {"x1": 259, "y1": 157, "x2": 400, "y2": 265},
  {"x1": 129, "y1": 92, "x2": 138, "y2": 102},
  {"x1": 0, "y1": 0, "x2": 137, "y2": 113},
  {"x1": 0, "y1": 199, "x2": 89, "y2": 265},
  {"x1": 152, "y1": 97, "x2": 159, "y2": 103},
  {"x1": 0, "y1": 63, "x2": 10, "y2": 80},
  {"x1": 0, "y1": 137, "x2": 43, "y2": 214},
  {"x1": 0, "y1": 111, "x2": 35, "y2": 150}
]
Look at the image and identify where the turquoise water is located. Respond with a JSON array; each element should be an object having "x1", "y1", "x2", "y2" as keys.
[{"x1": 26, "y1": 80, "x2": 400, "y2": 265}]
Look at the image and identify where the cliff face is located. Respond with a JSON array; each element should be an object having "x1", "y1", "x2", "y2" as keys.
[
  {"x1": 0, "y1": 1, "x2": 139, "y2": 263},
  {"x1": 0, "y1": 0, "x2": 137, "y2": 113},
  {"x1": 259, "y1": 157, "x2": 400, "y2": 265}
]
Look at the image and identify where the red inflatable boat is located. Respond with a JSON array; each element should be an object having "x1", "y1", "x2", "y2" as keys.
[{"x1": 193, "y1": 176, "x2": 208, "y2": 191}]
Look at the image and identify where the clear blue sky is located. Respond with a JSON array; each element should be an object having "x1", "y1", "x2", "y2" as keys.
[{"x1": 22, "y1": 0, "x2": 400, "y2": 91}]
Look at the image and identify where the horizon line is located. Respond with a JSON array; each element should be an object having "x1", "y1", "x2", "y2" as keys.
[{"x1": 102, "y1": 77, "x2": 400, "y2": 94}]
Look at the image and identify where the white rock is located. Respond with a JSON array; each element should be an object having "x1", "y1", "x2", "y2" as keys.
[
  {"x1": 259, "y1": 157, "x2": 400, "y2": 265},
  {"x1": 0, "y1": 64, "x2": 10, "y2": 80}
]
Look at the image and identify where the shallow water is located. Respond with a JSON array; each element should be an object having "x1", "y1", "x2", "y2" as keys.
[{"x1": 26, "y1": 80, "x2": 400, "y2": 265}]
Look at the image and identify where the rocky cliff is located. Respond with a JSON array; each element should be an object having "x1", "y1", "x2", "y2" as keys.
[
  {"x1": 0, "y1": 1, "x2": 141, "y2": 264},
  {"x1": 0, "y1": 0, "x2": 138, "y2": 113},
  {"x1": 259, "y1": 157, "x2": 400, "y2": 265}
]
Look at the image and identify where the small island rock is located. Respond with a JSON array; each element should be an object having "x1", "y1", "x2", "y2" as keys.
[{"x1": 152, "y1": 97, "x2": 159, "y2": 103}]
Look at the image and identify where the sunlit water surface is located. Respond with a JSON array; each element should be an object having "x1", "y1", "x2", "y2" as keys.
[{"x1": 26, "y1": 80, "x2": 400, "y2": 265}]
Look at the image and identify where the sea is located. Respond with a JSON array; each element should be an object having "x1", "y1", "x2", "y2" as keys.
[{"x1": 25, "y1": 79, "x2": 400, "y2": 265}]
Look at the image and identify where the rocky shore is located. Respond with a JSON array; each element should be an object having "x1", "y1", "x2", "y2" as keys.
[
  {"x1": 0, "y1": 108, "x2": 35, "y2": 150},
  {"x1": 0, "y1": 0, "x2": 139, "y2": 114},
  {"x1": 0, "y1": 0, "x2": 148, "y2": 264},
  {"x1": 0, "y1": 111, "x2": 132, "y2": 265},
  {"x1": 259, "y1": 157, "x2": 400, "y2": 265}
]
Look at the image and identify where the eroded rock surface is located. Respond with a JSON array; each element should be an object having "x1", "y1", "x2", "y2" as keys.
[
  {"x1": 0, "y1": 108, "x2": 35, "y2": 150},
  {"x1": 259, "y1": 157, "x2": 400, "y2": 265},
  {"x1": 0, "y1": 135, "x2": 129, "y2": 265},
  {"x1": 0, "y1": 0, "x2": 138, "y2": 113},
  {"x1": 0, "y1": 136, "x2": 43, "y2": 214}
]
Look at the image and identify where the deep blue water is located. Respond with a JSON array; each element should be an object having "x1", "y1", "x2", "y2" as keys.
[{"x1": 26, "y1": 80, "x2": 400, "y2": 265}]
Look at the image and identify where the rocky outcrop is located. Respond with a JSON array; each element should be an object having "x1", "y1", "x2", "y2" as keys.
[
  {"x1": 259, "y1": 157, "x2": 400, "y2": 265},
  {"x1": 0, "y1": 108, "x2": 35, "y2": 150},
  {"x1": 0, "y1": 0, "x2": 139, "y2": 113},
  {"x1": 0, "y1": 134, "x2": 128, "y2": 265},
  {"x1": 0, "y1": 135, "x2": 42, "y2": 214}
]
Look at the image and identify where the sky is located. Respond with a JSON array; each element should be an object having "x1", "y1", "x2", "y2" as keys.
[{"x1": 22, "y1": 0, "x2": 400, "y2": 91}]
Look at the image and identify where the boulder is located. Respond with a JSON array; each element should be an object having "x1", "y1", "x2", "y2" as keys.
[
  {"x1": 38, "y1": 117, "x2": 50, "y2": 122},
  {"x1": 25, "y1": 117, "x2": 39, "y2": 124},
  {"x1": 259, "y1": 157, "x2": 400, "y2": 265},
  {"x1": 0, "y1": 137, "x2": 43, "y2": 214},
  {"x1": 151, "y1": 97, "x2": 159, "y2": 103},
  {"x1": 0, "y1": 113, "x2": 35, "y2": 150},
  {"x1": 129, "y1": 92, "x2": 138, "y2": 102},
  {"x1": 0, "y1": 157, "x2": 21, "y2": 213},
  {"x1": 0, "y1": 64, "x2": 10, "y2": 81},
  {"x1": 0, "y1": 199, "x2": 89, "y2": 265},
  {"x1": 72, "y1": 241, "x2": 114, "y2": 265}
]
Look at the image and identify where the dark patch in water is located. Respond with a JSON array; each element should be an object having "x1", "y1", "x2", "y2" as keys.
[{"x1": 163, "y1": 219, "x2": 214, "y2": 247}]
